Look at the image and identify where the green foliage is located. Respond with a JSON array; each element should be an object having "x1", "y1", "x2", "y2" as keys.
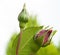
[
  {"x1": 26, "y1": 16, "x2": 39, "y2": 28},
  {"x1": 6, "y1": 33, "x2": 19, "y2": 55},
  {"x1": 57, "y1": 42, "x2": 60, "y2": 55},
  {"x1": 6, "y1": 26, "x2": 43, "y2": 55},
  {"x1": 7, "y1": 33, "x2": 60, "y2": 55},
  {"x1": 37, "y1": 44, "x2": 59, "y2": 55}
]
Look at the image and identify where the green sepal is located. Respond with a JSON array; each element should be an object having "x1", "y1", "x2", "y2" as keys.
[
  {"x1": 34, "y1": 36, "x2": 44, "y2": 47},
  {"x1": 52, "y1": 30, "x2": 57, "y2": 37},
  {"x1": 30, "y1": 38, "x2": 40, "y2": 52}
]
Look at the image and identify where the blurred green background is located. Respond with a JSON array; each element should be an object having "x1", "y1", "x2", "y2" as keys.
[
  {"x1": 37, "y1": 44, "x2": 60, "y2": 55},
  {"x1": 7, "y1": 33, "x2": 60, "y2": 55}
]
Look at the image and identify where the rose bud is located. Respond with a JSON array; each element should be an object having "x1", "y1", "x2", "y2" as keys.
[
  {"x1": 34, "y1": 29, "x2": 53, "y2": 47},
  {"x1": 18, "y1": 4, "x2": 29, "y2": 29}
]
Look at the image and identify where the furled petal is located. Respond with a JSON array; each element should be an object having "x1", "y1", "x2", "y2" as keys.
[
  {"x1": 43, "y1": 30, "x2": 52, "y2": 45},
  {"x1": 34, "y1": 29, "x2": 52, "y2": 47}
]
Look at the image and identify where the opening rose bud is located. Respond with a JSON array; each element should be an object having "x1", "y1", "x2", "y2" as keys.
[{"x1": 34, "y1": 30, "x2": 52, "y2": 47}]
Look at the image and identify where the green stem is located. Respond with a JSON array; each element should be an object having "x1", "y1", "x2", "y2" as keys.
[{"x1": 16, "y1": 29, "x2": 23, "y2": 55}]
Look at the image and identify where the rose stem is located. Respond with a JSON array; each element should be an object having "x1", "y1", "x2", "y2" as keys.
[{"x1": 16, "y1": 30, "x2": 22, "y2": 55}]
